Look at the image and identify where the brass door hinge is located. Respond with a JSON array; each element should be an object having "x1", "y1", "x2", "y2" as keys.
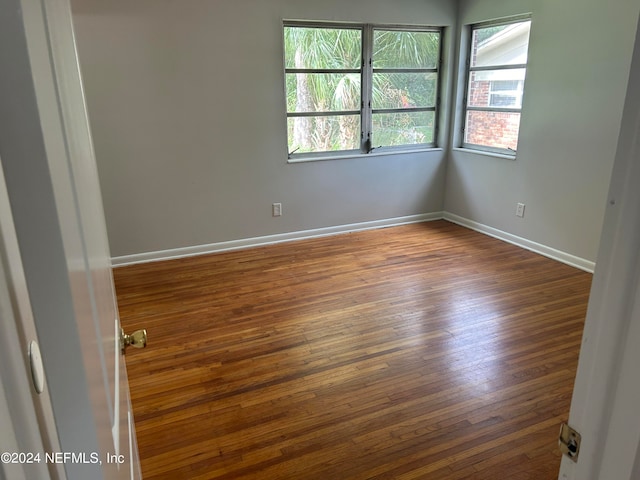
[{"x1": 559, "y1": 423, "x2": 581, "y2": 462}]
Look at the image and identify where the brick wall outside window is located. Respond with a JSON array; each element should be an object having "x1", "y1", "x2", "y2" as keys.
[
  {"x1": 465, "y1": 78, "x2": 520, "y2": 151},
  {"x1": 466, "y1": 109, "x2": 520, "y2": 151}
]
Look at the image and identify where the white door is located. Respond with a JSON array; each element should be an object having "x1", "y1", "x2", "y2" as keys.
[
  {"x1": 558, "y1": 11, "x2": 640, "y2": 480},
  {"x1": 0, "y1": 0, "x2": 141, "y2": 478}
]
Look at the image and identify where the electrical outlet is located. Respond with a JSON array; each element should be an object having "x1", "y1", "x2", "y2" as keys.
[
  {"x1": 516, "y1": 203, "x2": 526, "y2": 218},
  {"x1": 272, "y1": 203, "x2": 282, "y2": 217}
]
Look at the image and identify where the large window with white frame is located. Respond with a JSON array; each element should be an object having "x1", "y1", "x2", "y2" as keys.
[
  {"x1": 462, "y1": 17, "x2": 531, "y2": 154},
  {"x1": 284, "y1": 22, "x2": 442, "y2": 159}
]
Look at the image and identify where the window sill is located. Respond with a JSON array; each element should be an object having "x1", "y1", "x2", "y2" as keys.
[
  {"x1": 287, "y1": 147, "x2": 444, "y2": 164},
  {"x1": 452, "y1": 147, "x2": 516, "y2": 161}
]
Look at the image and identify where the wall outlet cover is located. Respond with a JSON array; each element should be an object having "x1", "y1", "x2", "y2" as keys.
[{"x1": 272, "y1": 203, "x2": 282, "y2": 217}]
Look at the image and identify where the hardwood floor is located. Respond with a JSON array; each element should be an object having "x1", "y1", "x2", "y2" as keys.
[{"x1": 114, "y1": 220, "x2": 592, "y2": 480}]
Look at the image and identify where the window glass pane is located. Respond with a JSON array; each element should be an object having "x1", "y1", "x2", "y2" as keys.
[
  {"x1": 284, "y1": 27, "x2": 362, "y2": 70},
  {"x1": 464, "y1": 110, "x2": 521, "y2": 151},
  {"x1": 286, "y1": 73, "x2": 361, "y2": 113},
  {"x1": 287, "y1": 115, "x2": 361, "y2": 153},
  {"x1": 372, "y1": 111, "x2": 435, "y2": 147},
  {"x1": 467, "y1": 69, "x2": 525, "y2": 108},
  {"x1": 470, "y1": 21, "x2": 531, "y2": 68},
  {"x1": 373, "y1": 30, "x2": 440, "y2": 69},
  {"x1": 489, "y1": 80, "x2": 524, "y2": 107},
  {"x1": 372, "y1": 72, "x2": 437, "y2": 109},
  {"x1": 491, "y1": 80, "x2": 520, "y2": 91}
]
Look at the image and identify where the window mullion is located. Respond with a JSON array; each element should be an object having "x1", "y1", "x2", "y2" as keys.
[
  {"x1": 285, "y1": 68, "x2": 361, "y2": 75},
  {"x1": 361, "y1": 25, "x2": 374, "y2": 153},
  {"x1": 469, "y1": 64, "x2": 527, "y2": 73}
]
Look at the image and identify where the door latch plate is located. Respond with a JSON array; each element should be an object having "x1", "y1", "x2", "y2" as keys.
[{"x1": 559, "y1": 422, "x2": 581, "y2": 462}]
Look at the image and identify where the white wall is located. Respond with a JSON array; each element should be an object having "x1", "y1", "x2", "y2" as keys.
[
  {"x1": 71, "y1": 0, "x2": 640, "y2": 264},
  {"x1": 70, "y1": 0, "x2": 456, "y2": 257},
  {"x1": 447, "y1": 0, "x2": 640, "y2": 262}
]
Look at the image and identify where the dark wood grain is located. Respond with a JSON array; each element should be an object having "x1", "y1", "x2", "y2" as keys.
[{"x1": 114, "y1": 220, "x2": 592, "y2": 479}]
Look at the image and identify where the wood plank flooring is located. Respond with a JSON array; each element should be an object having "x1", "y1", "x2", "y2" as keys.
[{"x1": 114, "y1": 220, "x2": 592, "y2": 480}]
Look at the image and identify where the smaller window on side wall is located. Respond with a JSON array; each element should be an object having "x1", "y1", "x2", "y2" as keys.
[{"x1": 462, "y1": 17, "x2": 531, "y2": 155}]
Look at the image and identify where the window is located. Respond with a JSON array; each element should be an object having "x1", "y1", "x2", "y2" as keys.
[
  {"x1": 489, "y1": 80, "x2": 524, "y2": 108},
  {"x1": 284, "y1": 22, "x2": 441, "y2": 159},
  {"x1": 462, "y1": 18, "x2": 531, "y2": 154}
]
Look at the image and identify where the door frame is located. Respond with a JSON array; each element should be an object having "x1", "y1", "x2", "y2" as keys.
[
  {"x1": 0, "y1": 165, "x2": 63, "y2": 479},
  {"x1": 558, "y1": 11, "x2": 640, "y2": 480},
  {"x1": 1, "y1": 0, "x2": 106, "y2": 473},
  {"x1": 0, "y1": 0, "x2": 140, "y2": 477}
]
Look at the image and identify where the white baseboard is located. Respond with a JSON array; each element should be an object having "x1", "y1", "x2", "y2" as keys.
[
  {"x1": 443, "y1": 212, "x2": 595, "y2": 273},
  {"x1": 111, "y1": 212, "x2": 444, "y2": 267},
  {"x1": 112, "y1": 211, "x2": 596, "y2": 273}
]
